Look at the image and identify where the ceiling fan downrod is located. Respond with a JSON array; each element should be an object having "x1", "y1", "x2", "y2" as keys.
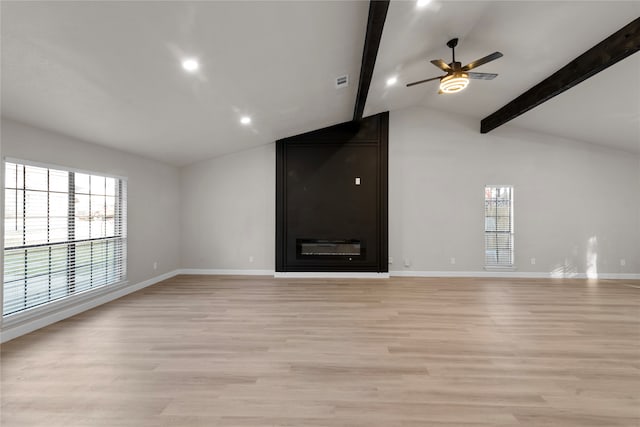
[{"x1": 446, "y1": 38, "x2": 458, "y2": 64}]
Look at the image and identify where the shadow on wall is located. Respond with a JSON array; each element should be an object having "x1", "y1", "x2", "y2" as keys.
[{"x1": 550, "y1": 236, "x2": 598, "y2": 279}]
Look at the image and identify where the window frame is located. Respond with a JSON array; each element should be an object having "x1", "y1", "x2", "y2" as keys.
[
  {"x1": 484, "y1": 185, "x2": 514, "y2": 269},
  {"x1": 2, "y1": 157, "x2": 128, "y2": 321}
]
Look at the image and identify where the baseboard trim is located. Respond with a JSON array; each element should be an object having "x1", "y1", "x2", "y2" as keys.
[
  {"x1": 180, "y1": 268, "x2": 275, "y2": 276},
  {"x1": 595, "y1": 273, "x2": 640, "y2": 280},
  {"x1": 0, "y1": 269, "x2": 180, "y2": 343},
  {"x1": 274, "y1": 272, "x2": 390, "y2": 279},
  {"x1": 390, "y1": 270, "x2": 550, "y2": 278},
  {"x1": 178, "y1": 268, "x2": 638, "y2": 280},
  {"x1": 389, "y1": 270, "x2": 640, "y2": 279}
]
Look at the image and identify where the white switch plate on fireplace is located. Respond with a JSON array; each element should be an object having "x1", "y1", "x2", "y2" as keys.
[{"x1": 355, "y1": 177, "x2": 361, "y2": 185}]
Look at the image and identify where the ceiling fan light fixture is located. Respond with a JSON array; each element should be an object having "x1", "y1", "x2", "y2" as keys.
[{"x1": 439, "y1": 73, "x2": 469, "y2": 93}]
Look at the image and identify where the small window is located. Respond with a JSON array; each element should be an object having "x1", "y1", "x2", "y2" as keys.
[
  {"x1": 484, "y1": 186, "x2": 513, "y2": 267},
  {"x1": 3, "y1": 160, "x2": 127, "y2": 316}
]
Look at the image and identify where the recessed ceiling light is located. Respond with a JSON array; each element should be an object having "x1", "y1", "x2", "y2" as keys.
[
  {"x1": 416, "y1": 0, "x2": 431, "y2": 7},
  {"x1": 181, "y1": 58, "x2": 199, "y2": 72},
  {"x1": 240, "y1": 116, "x2": 251, "y2": 125},
  {"x1": 386, "y1": 76, "x2": 398, "y2": 86}
]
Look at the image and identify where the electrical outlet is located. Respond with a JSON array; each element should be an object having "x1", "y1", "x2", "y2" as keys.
[
  {"x1": 153, "y1": 261, "x2": 158, "y2": 270},
  {"x1": 404, "y1": 259, "x2": 411, "y2": 268},
  {"x1": 388, "y1": 257, "x2": 393, "y2": 264},
  {"x1": 249, "y1": 256, "x2": 254, "y2": 263},
  {"x1": 450, "y1": 257, "x2": 456, "y2": 265},
  {"x1": 531, "y1": 258, "x2": 536, "y2": 265},
  {"x1": 620, "y1": 259, "x2": 626, "y2": 266}
]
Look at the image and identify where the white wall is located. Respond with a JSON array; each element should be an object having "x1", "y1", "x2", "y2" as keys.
[
  {"x1": 389, "y1": 106, "x2": 640, "y2": 277},
  {"x1": 0, "y1": 118, "x2": 182, "y2": 318},
  {"x1": 5, "y1": 102, "x2": 636, "y2": 305},
  {"x1": 176, "y1": 106, "x2": 639, "y2": 278},
  {"x1": 180, "y1": 144, "x2": 275, "y2": 272}
]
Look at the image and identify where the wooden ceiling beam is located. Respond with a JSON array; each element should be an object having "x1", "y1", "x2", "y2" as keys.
[
  {"x1": 353, "y1": 0, "x2": 390, "y2": 122},
  {"x1": 481, "y1": 17, "x2": 640, "y2": 134}
]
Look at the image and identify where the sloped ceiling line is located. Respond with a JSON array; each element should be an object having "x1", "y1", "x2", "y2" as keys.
[{"x1": 481, "y1": 17, "x2": 640, "y2": 134}]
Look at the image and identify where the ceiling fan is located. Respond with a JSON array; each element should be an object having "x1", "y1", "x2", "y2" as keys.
[{"x1": 406, "y1": 38, "x2": 503, "y2": 94}]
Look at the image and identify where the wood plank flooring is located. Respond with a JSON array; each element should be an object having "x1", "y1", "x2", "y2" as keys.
[{"x1": 2, "y1": 275, "x2": 639, "y2": 426}]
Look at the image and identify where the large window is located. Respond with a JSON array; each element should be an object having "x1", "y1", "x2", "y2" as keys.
[
  {"x1": 484, "y1": 185, "x2": 513, "y2": 267},
  {"x1": 3, "y1": 160, "x2": 127, "y2": 316}
]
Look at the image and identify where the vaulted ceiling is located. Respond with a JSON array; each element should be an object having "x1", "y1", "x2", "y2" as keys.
[
  {"x1": 2, "y1": 1, "x2": 639, "y2": 166},
  {"x1": 366, "y1": 1, "x2": 640, "y2": 154},
  {"x1": 1, "y1": 1, "x2": 368, "y2": 165}
]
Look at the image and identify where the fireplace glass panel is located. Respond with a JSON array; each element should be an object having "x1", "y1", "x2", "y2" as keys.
[{"x1": 297, "y1": 239, "x2": 362, "y2": 257}]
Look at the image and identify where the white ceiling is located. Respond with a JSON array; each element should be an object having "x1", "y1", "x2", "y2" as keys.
[
  {"x1": 2, "y1": 1, "x2": 639, "y2": 166},
  {"x1": 1, "y1": 1, "x2": 368, "y2": 166},
  {"x1": 366, "y1": 0, "x2": 640, "y2": 153}
]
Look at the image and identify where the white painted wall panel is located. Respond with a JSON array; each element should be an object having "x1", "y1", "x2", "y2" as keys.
[
  {"x1": 389, "y1": 106, "x2": 640, "y2": 276},
  {"x1": 179, "y1": 144, "x2": 275, "y2": 271}
]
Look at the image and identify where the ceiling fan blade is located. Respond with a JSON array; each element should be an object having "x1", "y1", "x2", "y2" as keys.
[
  {"x1": 430, "y1": 59, "x2": 452, "y2": 72},
  {"x1": 468, "y1": 72, "x2": 498, "y2": 80},
  {"x1": 406, "y1": 76, "x2": 444, "y2": 87},
  {"x1": 462, "y1": 52, "x2": 503, "y2": 71}
]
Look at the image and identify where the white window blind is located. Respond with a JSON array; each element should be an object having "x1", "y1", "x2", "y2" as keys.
[
  {"x1": 3, "y1": 161, "x2": 127, "y2": 316},
  {"x1": 484, "y1": 185, "x2": 513, "y2": 267}
]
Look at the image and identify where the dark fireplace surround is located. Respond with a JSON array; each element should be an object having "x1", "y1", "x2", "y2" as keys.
[{"x1": 276, "y1": 112, "x2": 388, "y2": 272}]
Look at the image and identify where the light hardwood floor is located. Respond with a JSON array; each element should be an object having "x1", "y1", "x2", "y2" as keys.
[{"x1": 2, "y1": 275, "x2": 639, "y2": 426}]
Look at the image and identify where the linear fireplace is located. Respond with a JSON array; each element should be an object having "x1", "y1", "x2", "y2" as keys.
[{"x1": 297, "y1": 239, "x2": 364, "y2": 259}]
